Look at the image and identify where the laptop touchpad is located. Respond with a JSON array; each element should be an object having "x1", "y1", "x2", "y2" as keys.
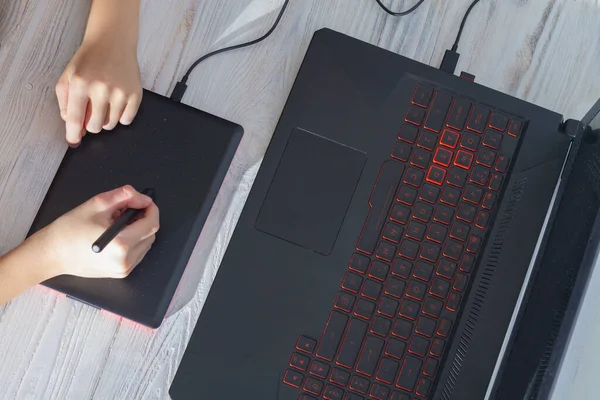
[{"x1": 256, "y1": 128, "x2": 367, "y2": 255}]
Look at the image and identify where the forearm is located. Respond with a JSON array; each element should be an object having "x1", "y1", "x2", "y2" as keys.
[
  {"x1": 84, "y1": 0, "x2": 140, "y2": 48},
  {"x1": 0, "y1": 235, "x2": 58, "y2": 306}
]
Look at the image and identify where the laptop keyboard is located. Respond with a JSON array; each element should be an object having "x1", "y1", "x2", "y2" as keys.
[{"x1": 283, "y1": 84, "x2": 522, "y2": 399}]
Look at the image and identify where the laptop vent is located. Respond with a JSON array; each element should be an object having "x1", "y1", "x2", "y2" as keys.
[{"x1": 440, "y1": 177, "x2": 527, "y2": 400}]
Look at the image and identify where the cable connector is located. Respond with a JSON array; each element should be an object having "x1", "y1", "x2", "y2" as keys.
[
  {"x1": 170, "y1": 81, "x2": 188, "y2": 102},
  {"x1": 440, "y1": 48, "x2": 460, "y2": 74}
]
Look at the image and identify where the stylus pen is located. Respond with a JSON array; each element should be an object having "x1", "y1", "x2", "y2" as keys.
[{"x1": 91, "y1": 187, "x2": 156, "y2": 253}]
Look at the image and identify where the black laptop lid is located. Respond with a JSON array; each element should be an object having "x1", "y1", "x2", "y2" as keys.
[
  {"x1": 491, "y1": 98, "x2": 600, "y2": 399},
  {"x1": 27, "y1": 90, "x2": 242, "y2": 328}
]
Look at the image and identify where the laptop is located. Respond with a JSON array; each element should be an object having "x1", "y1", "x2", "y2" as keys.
[
  {"x1": 169, "y1": 28, "x2": 600, "y2": 399},
  {"x1": 27, "y1": 89, "x2": 242, "y2": 329}
]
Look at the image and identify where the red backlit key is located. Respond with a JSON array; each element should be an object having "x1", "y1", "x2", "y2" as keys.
[
  {"x1": 460, "y1": 254, "x2": 475, "y2": 273},
  {"x1": 348, "y1": 253, "x2": 369, "y2": 274},
  {"x1": 483, "y1": 129, "x2": 503, "y2": 149},
  {"x1": 424, "y1": 92, "x2": 452, "y2": 132},
  {"x1": 467, "y1": 104, "x2": 490, "y2": 133},
  {"x1": 397, "y1": 186, "x2": 417, "y2": 205},
  {"x1": 467, "y1": 235, "x2": 482, "y2": 253},
  {"x1": 406, "y1": 280, "x2": 427, "y2": 301},
  {"x1": 412, "y1": 85, "x2": 433, "y2": 107},
  {"x1": 356, "y1": 161, "x2": 404, "y2": 255},
  {"x1": 463, "y1": 184, "x2": 483, "y2": 205},
  {"x1": 406, "y1": 221, "x2": 426, "y2": 241},
  {"x1": 398, "y1": 124, "x2": 419, "y2": 143},
  {"x1": 427, "y1": 223, "x2": 447, "y2": 243},
  {"x1": 489, "y1": 173, "x2": 503, "y2": 191},
  {"x1": 303, "y1": 377, "x2": 324, "y2": 396},
  {"x1": 423, "y1": 296, "x2": 443, "y2": 318},
  {"x1": 446, "y1": 97, "x2": 472, "y2": 130},
  {"x1": 436, "y1": 258, "x2": 457, "y2": 279},
  {"x1": 443, "y1": 240, "x2": 463, "y2": 260},
  {"x1": 370, "y1": 316, "x2": 391, "y2": 337},
  {"x1": 341, "y1": 272, "x2": 363, "y2": 293},
  {"x1": 482, "y1": 192, "x2": 497, "y2": 210},
  {"x1": 460, "y1": 132, "x2": 480, "y2": 151},
  {"x1": 426, "y1": 165, "x2": 446, "y2": 186},
  {"x1": 375, "y1": 241, "x2": 396, "y2": 262},
  {"x1": 392, "y1": 259, "x2": 412, "y2": 279},
  {"x1": 361, "y1": 280, "x2": 382, "y2": 301},
  {"x1": 439, "y1": 129, "x2": 459, "y2": 148},
  {"x1": 399, "y1": 299, "x2": 420, "y2": 320},
  {"x1": 420, "y1": 242, "x2": 440, "y2": 263},
  {"x1": 392, "y1": 141, "x2": 412, "y2": 161},
  {"x1": 403, "y1": 167, "x2": 424, "y2": 187},
  {"x1": 392, "y1": 319, "x2": 413, "y2": 340},
  {"x1": 410, "y1": 148, "x2": 431, "y2": 169},
  {"x1": 354, "y1": 299, "x2": 376, "y2": 320},
  {"x1": 457, "y1": 202, "x2": 477, "y2": 222},
  {"x1": 349, "y1": 375, "x2": 369, "y2": 394},
  {"x1": 356, "y1": 336, "x2": 384, "y2": 376},
  {"x1": 290, "y1": 352, "x2": 310, "y2": 371},
  {"x1": 399, "y1": 239, "x2": 420, "y2": 260},
  {"x1": 376, "y1": 358, "x2": 400, "y2": 384},
  {"x1": 334, "y1": 292, "x2": 356, "y2": 313},
  {"x1": 433, "y1": 204, "x2": 454, "y2": 225},
  {"x1": 429, "y1": 278, "x2": 450, "y2": 299},
  {"x1": 489, "y1": 112, "x2": 508, "y2": 131},
  {"x1": 385, "y1": 339, "x2": 406, "y2": 359},
  {"x1": 383, "y1": 223, "x2": 403, "y2": 243},
  {"x1": 450, "y1": 221, "x2": 470, "y2": 242},
  {"x1": 408, "y1": 336, "x2": 429, "y2": 357},
  {"x1": 378, "y1": 296, "x2": 399, "y2": 317},
  {"x1": 415, "y1": 377, "x2": 432, "y2": 397},
  {"x1": 433, "y1": 147, "x2": 453, "y2": 167},
  {"x1": 412, "y1": 261, "x2": 434, "y2": 282},
  {"x1": 330, "y1": 368, "x2": 350, "y2": 386},
  {"x1": 390, "y1": 204, "x2": 411, "y2": 224},
  {"x1": 453, "y1": 273, "x2": 468, "y2": 292},
  {"x1": 323, "y1": 384, "x2": 344, "y2": 400},
  {"x1": 423, "y1": 358, "x2": 438, "y2": 377},
  {"x1": 412, "y1": 202, "x2": 433, "y2": 222},
  {"x1": 396, "y1": 356, "x2": 422, "y2": 391},
  {"x1": 454, "y1": 150, "x2": 474, "y2": 169},
  {"x1": 336, "y1": 318, "x2": 368, "y2": 369},
  {"x1": 470, "y1": 165, "x2": 491, "y2": 186},
  {"x1": 430, "y1": 338, "x2": 445, "y2": 357},
  {"x1": 370, "y1": 383, "x2": 391, "y2": 400},
  {"x1": 316, "y1": 311, "x2": 348, "y2": 361},
  {"x1": 417, "y1": 130, "x2": 437, "y2": 151},
  {"x1": 495, "y1": 154, "x2": 509, "y2": 172},
  {"x1": 345, "y1": 392, "x2": 364, "y2": 400},
  {"x1": 447, "y1": 292, "x2": 461, "y2": 311},
  {"x1": 476, "y1": 149, "x2": 496, "y2": 167},
  {"x1": 475, "y1": 211, "x2": 490, "y2": 229},
  {"x1": 447, "y1": 167, "x2": 468, "y2": 187},
  {"x1": 385, "y1": 278, "x2": 406, "y2": 299},
  {"x1": 415, "y1": 316, "x2": 436, "y2": 337},
  {"x1": 309, "y1": 360, "x2": 330, "y2": 379},
  {"x1": 437, "y1": 318, "x2": 452, "y2": 337},
  {"x1": 283, "y1": 369, "x2": 304, "y2": 388},
  {"x1": 369, "y1": 261, "x2": 390, "y2": 281},
  {"x1": 391, "y1": 391, "x2": 411, "y2": 400},
  {"x1": 440, "y1": 186, "x2": 460, "y2": 206},
  {"x1": 419, "y1": 184, "x2": 440, "y2": 204},
  {"x1": 508, "y1": 120, "x2": 522, "y2": 137},
  {"x1": 298, "y1": 394, "x2": 315, "y2": 400},
  {"x1": 297, "y1": 335, "x2": 317, "y2": 354},
  {"x1": 406, "y1": 105, "x2": 426, "y2": 125}
]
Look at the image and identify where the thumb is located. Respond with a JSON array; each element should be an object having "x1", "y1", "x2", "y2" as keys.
[{"x1": 89, "y1": 185, "x2": 153, "y2": 215}]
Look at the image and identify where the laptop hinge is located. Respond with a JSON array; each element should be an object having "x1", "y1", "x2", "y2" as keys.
[{"x1": 559, "y1": 119, "x2": 583, "y2": 139}]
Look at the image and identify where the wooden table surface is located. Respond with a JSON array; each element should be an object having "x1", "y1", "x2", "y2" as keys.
[{"x1": 0, "y1": 0, "x2": 598, "y2": 399}]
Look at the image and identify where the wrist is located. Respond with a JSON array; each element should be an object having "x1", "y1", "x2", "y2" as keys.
[{"x1": 20, "y1": 229, "x2": 65, "y2": 281}]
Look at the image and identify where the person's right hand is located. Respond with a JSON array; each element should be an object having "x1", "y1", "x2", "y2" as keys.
[{"x1": 33, "y1": 185, "x2": 159, "y2": 279}]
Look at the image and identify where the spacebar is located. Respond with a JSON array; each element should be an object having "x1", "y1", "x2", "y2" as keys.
[{"x1": 356, "y1": 160, "x2": 404, "y2": 255}]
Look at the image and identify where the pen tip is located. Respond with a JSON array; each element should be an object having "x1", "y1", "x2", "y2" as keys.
[
  {"x1": 143, "y1": 188, "x2": 156, "y2": 200},
  {"x1": 92, "y1": 244, "x2": 101, "y2": 253}
]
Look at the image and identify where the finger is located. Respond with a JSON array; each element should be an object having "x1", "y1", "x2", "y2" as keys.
[
  {"x1": 91, "y1": 185, "x2": 153, "y2": 213},
  {"x1": 86, "y1": 87, "x2": 109, "y2": 134},
  {"x1": 55, "y1": 75, "x2": 69, "y2": 121},
  {"x1": 65, "y1": 79, "x2": 89, "y2": 146},
  {"x1": 103, "y1": 92, "x2": 128, "y2": 130},
  {"x1": 118, "y1": 202, "x2": 160, "y2": 244},
  {"x1": 119, "y1": 92, "x2": 142, "y2": 125},
  {"x1": 125, "y1": 235, "x2": 156, "y2": 274}
]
